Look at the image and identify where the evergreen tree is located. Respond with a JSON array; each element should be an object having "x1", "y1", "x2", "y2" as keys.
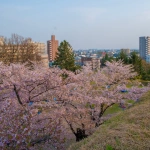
[
  {"x1": 101, "y1": 53, "x2": 114, "y2": 67},
  {"x1": 129, "y1": 52, "x2": 145, "y2": 78},
  {"x1": 54, "y1": 40, "x2": 78, "y2": 72},
  {"x1": 116, "y1": 50, "x2": 129, "y2": 64},
  {"x1": 129, "y1": 52, "x2": 138, "y2": 65}
]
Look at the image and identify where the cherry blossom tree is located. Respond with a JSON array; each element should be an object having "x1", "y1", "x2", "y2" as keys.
[
  {"x1": 0, "y1": 62, "x2": 69, "y2": 149},
  {"x1": 53, "y1": 61, "x2": 150, "y2": 141},
  {"x1": 0, "y1": 60, "x2": 150, "y2": 149}
]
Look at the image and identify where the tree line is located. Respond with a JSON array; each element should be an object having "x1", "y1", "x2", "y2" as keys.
[
  {"x1": 1, "y1": 34, "x2": 150, "y2": 80},
  {"x1": 101, "y1": 50, "x2": 150, "y2": 80}
]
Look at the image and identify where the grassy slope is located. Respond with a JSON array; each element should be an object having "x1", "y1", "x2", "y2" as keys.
[{"x1": 68, "y1": 92, "x2": 150, "y2": 150}]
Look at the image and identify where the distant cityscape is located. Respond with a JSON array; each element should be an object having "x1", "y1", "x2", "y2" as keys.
[
  {"x1": 1, "y1": 35, "x2": 150, "y2": 68},
  {"x1": 46, "y1": 35, "x2": 149, "y2": 69}
]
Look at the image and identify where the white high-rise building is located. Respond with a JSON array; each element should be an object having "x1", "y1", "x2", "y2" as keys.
[{"x1": 139, "y1": 36, "x2": 150, "y2": 62}]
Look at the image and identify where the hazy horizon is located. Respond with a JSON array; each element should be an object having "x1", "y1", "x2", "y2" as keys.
[{"x1": 0, "y1": 0, "x2": 150, "y2": 49}]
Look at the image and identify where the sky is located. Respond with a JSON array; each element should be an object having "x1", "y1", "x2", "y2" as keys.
[{"x1": 0, "y1": 0, "x2": 150, "y2": 49}]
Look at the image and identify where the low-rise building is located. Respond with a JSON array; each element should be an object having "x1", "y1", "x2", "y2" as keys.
[
  {"x1": 0, "y1": 36, "x2": 48, "y2": 65},
  {"x1": 121, "y1": 49, "x2": 130, "y2": 55},
  {"x1": 34, "y1": 42, "x2": 46, "y2": 54},
  {"x1": 75, "y1": 56, "x2": 82, "y2": 66},
  {"x1": 0, "y1": 36, "x2": 4, "y2": 45},
  {"x1": 146, "y1": 55, "x2": 150, "y2": 63},
  {"x1": 81, "y1": 57, "x2": 100, "y2": 70},
  {"x1": 41, "y1": 54, "x2": 49, "y2": 67}
]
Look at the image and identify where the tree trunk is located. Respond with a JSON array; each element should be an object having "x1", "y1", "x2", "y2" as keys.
[{"x1": 75, "y1": 128, "x2": 88, "y2": 142}]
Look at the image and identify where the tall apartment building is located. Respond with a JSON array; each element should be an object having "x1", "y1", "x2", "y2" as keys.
[
  {"x1": 139, "y1": 36, "x2": 150, "y2": 61},
  {"x1": 47, "y1": 35, "x2": 59, "y2": 62}
]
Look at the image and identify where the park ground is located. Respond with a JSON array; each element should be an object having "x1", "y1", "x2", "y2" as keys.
[{"x1": 68, "y1": 91, "x2": 150, "y2": 150}]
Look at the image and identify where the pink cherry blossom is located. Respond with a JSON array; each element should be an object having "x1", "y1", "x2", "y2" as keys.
[{"x1": 0, "y1": 60, "x2": 149, "y2": 149}]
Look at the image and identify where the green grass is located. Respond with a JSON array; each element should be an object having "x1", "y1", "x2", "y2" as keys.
[
  {"x1": 68, "y1": 91, "x2": 150, "y2": 150},
  {"x1": 140, "y1": 80, "x2": 150, "y2": 86},
  {"x1": 127, "y1": 99, "x2": 135, "y2": 104},
  {"x1": 126, "y1": 83, "x2": 132, "y2": 88},
  {"x1": 104, "y1": 104, "x2": 122, "y2": 116},
  {"x1": 104, "y1": 99, "x2": 135, "y2": 116}
]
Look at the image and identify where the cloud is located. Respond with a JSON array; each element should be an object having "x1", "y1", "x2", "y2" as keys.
[{"x1": 69, "y1": 7, "x2": 107, "y2": 23}]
